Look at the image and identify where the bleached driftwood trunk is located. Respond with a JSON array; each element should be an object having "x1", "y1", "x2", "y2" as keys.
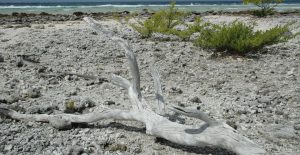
[{"x1": 0, "y1": 17, "x2": 266, "y2": 155}]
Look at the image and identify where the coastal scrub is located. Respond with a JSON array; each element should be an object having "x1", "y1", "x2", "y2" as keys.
[
  {"x1": 131, "y1": 2, "x2": 185, "y2": 38},
  {"x1": 194, "y1": 21, "x2": 295, "y2": 54},
  {"x1": 243, "y1": 0, "x2": 284, "y2": 17}
]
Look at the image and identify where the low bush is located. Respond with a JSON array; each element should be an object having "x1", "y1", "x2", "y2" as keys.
[
  {"x1": 194, "y1": 21, "x2": 295, "y2": 54},
  {"x1": 171, "y1": 17, "x2": 213, "y2": 41},
  {"x1": 131, "y1": 3, "x2": 297, "y2": 55},
  {"x1": 131, "y1": 2, "x2": 185, "y2": 38},
  {"x1": 251, "y1": 8, "x2": 276, "y2": 17},
  {"x1": 243, "y1": 0, "x2": 283, "y2": 17}
]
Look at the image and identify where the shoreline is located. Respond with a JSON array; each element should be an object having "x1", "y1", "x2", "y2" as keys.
[{"x1": 0, "y1": 9, "x2": 299, "y2": 26}]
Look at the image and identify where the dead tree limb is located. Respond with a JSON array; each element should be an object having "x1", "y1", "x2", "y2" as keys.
[
  {"x1": 0, "y1": 17, "x2": 266, "y2": 155},
  {"x1": 150, "y1": 65, "x2": 165, "y2": 115}
]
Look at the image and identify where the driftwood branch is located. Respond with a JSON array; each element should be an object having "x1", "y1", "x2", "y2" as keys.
[
  {"x1": 0, "y1": 17, "x2": 266, "y2": 155},
  {"x1": 150, "y1": 65, "x2": 165, "y2": 115},
  {"x1": 169, "y1": 105, "x2": 218, "y2": 126}
]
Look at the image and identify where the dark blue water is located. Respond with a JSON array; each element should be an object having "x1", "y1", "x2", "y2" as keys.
[
  {"x1": 0, "y1": 0, "x2": 299, "y2": 14},
  {"x1": 0, "y1": 0, "x2": 299, "y2": 6}
]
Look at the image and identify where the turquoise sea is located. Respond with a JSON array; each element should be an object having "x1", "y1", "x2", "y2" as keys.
[{"x1": 0, "y1": 0, "x2": 299, "y2": 14}]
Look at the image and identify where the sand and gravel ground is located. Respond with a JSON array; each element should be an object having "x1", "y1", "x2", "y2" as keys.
[{"x1": 0, "y1": 14, "x2": 300, "y2": 155}]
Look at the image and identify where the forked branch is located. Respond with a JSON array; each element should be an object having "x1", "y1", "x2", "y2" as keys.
[{"x1": 0, "y1": 17, "x2": 266, "y2": 155}]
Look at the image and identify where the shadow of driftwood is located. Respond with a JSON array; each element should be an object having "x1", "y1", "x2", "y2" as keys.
[
  {"x1": 92, "y1": 122, "x2": 146, "y2": 134},
  {"x1": 90, "y1": 121, "x2": 235, "y2": 155},
  {"x1": 155, "y1": 137, "x2": 236, "y2": 155}
]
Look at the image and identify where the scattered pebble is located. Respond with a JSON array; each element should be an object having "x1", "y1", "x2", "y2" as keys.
[
  {"x1": 16, "y1": 57, "x2": 24, "y2": 67},
  {"x1": 108, "y1": 143, "x2": 127, "y2": 152},
  {"x1": 104, "y1": 100, "x2": 115, "y2": 105},
  {"x1": 22, "y1": 88, "x2": 41, "y2": 98},
  {"x1": 189, "y1": 96, "x2": 202, "y2": 103},
  {"x1": 169, "y1": 87, "x2": 183, "y2": 94},
  {"x1": 33, "y1": 25, "x2": 45, "y2": 29},
  {"x1": 294, "y1": 124, "x2": 300, "y2": 130},
  {"x1": 0, "y1": 55, "x2": 4, "y2": 62}
]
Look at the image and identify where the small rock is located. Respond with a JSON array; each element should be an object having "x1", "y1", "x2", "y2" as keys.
[
  {"x1": 257, "y1": 97, "x2": 271, "y2": 105},
  {"x1": 6, "y1": 93, "x2": 23, "y2": 104},
  {"x1": 34, "y1": 25, "x2": 45, "y2": 29},
  {"x1": 250, "y1": 109, "x2": 257, "y2": 114},
  {"x1": 239, "y1": 114, "x2": 247, "y2": 122},
  {"x1": 185, "y1": 14, "x2": 196, "y2": 22},
  {"x1": 152, "y1": 144, "x2": 164, "y2": 151},
  {"x1": 4, "y1": 25, "x2": 13, "y2": 28},
  {"x1": 132, "y1": 145, "x2": 142, "y2": 154},
  {"x1": 16, "y1": 57, "x2": 24, "y2": 67},
  {"x1": 294, "y1": 124, "x2": 300, "y2": 130},
  {"x1": 0, "y1": 55, "x2": 4, "y2": 62},
  {"x1": 67, "y1": 145, "x2": 84, "y2": 155},
  {"x1": 237, "y1": 107, "x2": 247, "y2": 114},
  {"x1": 226, "y1": 120, "x2": 237, "y2": 130},
  {"x1": 190, "y1": 32, "x2": 201, "y2": 41},
  {"x1": 273, "y1": 127, "x2": 297, "y2": 139},
  {"x1": 67, "y1": 89, "x2": 78, "y2": 97},
  {"x1": 177, "y1": 101, "x2": 185, "y2": 107},
  {"x1": 266, "y1": 107, "x2": 273, "y2": 113},
  {"x1": 189, "y1": 96, "x2": 202, "y2": 103},
  {"x1": 27, "y1": 105, "x2": 58, "y2": 114},
  {"x1": 48, "y1": 78, "x2": 59, "y2": 85},
  {"x1": 82, "y1": 98, "x2": 96, "y2": 108},
  {"x1": 170, "y1": 87, "x2": 183, "y2": 94},
  {"x1": 287, "y1": 68, "x2": 295, "y2": 76},
  {"x1": 1, "y1": 39, "x2": 9, "y2": 42},
  {"x1": 37, "y1": 66, "x2": 47, "y2": 73},
  {"x1": 116, "y1": 133, "x2": 126, "y2": 139},
  {"x1": 275, "y1": 109, "x2": 284, "y2": 115},
  {"x1": 48, "y1": 24, "x2": 55, "y2": 27},
  {"x1": 104, "y1": 101, "x2": 115, "y2": 105},
  {"x1": 4, "y1": 144, "x2": 13, "y2": 151},
  {"x1": 108, "y1": 144, "x2": 127, "y2": 152},
  {"x1": 49, "y1": 117, "x2": 72, "y2": 130},
  {"x1": 64, "y1": 98, "x2": 96, "y2": 113},
  {"x1": 22, "y1": 88, "x2": 41, "y2": 98}
]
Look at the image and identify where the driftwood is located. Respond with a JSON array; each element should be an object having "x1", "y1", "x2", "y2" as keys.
[{"x1": 0, "y1": 17, "x2": 266, "y2": 155}]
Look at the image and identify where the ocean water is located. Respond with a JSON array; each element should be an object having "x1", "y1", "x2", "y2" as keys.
[{"x1": 0, "y1": 0, "x2": 299, "y2": 14}]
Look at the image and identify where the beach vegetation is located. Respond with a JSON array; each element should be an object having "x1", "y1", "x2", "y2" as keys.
[
  {"x1": 40, "y1": 12, "x2": 50, "y2": 16},
  {"x1": 171, "y1": 17, "x2": 213, "y2": 41},
  {"x1": 65, "y1": 100, "x2": 76, "y2": 113},
  {"x1": 243, "y1": 0, "x2": 283, "y2": 17},
  {"x1": 194, "y1": 21, "x2": 295, "y2": 55},
  {"x1": 73, "y1": 11, "x2": 84, "y2": 16},
  {"x1": 131, "y1": 2, "x2": 186, "y2": 38}
]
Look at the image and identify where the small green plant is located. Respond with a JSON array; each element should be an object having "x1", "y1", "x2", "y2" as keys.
[
  {"x1": 171, "y1": 17, "x2": 212, "y2": 41},
  {"x1": 65, "y1": 100, "x2": 76, "y2": 113},
  {"x1": 195, "y1": 21, "x2": 295, "y2": 55},
  {"x1": 243, "y1": 0, "x2": 283, "y2": 17},
  {"x1": 131, "y1": 2, "x2": 185, "y2": 38}
]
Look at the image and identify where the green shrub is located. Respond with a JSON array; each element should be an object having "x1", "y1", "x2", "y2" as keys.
[
  {"x1": 170, "y1": 17, "x2": 213, "y2": 41},
  {"x1": 195, "y1": 21, "x2": 294, "y2": 54},
  {"x1": 243, "y1": 0, "x2": 283, "y2": 17},
  {"x1": 251, "y1": 8, "x2": 276, "y2": 17},
  {"x1": 131, "y1": 2, "x2": 185, "y2": 38}
]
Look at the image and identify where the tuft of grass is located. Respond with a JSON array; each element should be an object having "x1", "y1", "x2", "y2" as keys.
[
  {"x1": 194, "y1": 21, "x2": 296, "y2": 54},
  {"x1": 65, "y1": 100, "x2": 76, "y2": 113}
]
